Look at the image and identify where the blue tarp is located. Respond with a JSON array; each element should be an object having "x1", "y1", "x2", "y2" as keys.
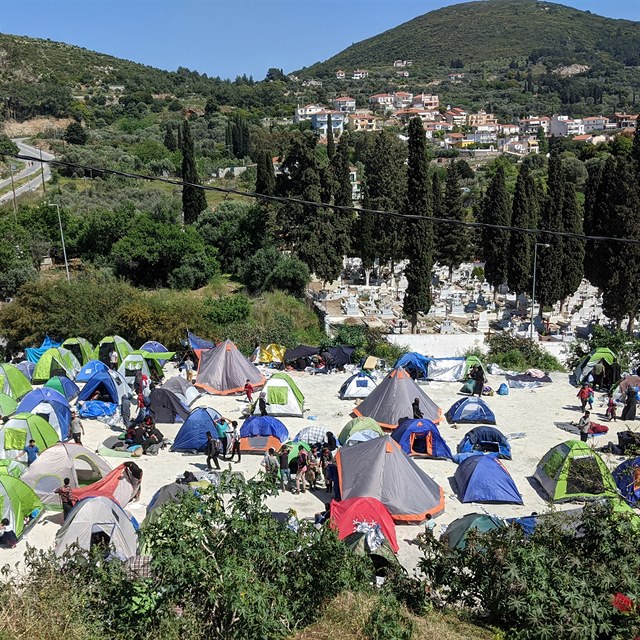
[
  {"x1": 77, "y1": 371, "x2": 120, "y2": 404},
  {"x1": 446, "y1": 397, "x2": 496, "y2": 425},
  {"x1": 454, "y1": 454, "x2": 522, "y2": 504},
  {"x1": 457, "y1": 426, "x2": 511, "y2": 460},
  {"x1": 78, "y1": 401, "x2": 117, "y2": 418},
  {"x1": 188, "y1": 331, "x2": 215, "y2": 351},
  {"x1": 391, "y1": 418, "x2": 453, "y2": 459},
  {"x1": 394, "y1": 352, "x2": 431, "y2": 379},
  {"x1": 76, "y1": 359, "x2": 109, "y2": 383},
  {"x1": 171, "y1": 407, "x2": 223, "y2": 452},
  {"x1": 613, "y1": 457, "x2": 640, "y2": 505},
  {"x1": 16, "y1": 388, "x2": 71, "y2": 440},
  {"x1": 240, "y1": 415, "x2": 289, "y2": 443},
  {"x1": 25, "y1": 336, "x2": 61, "y2": 363}
]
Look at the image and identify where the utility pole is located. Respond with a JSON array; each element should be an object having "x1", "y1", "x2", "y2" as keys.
[{"x1": 49, "y1": 203, "x2": 70, "y2": 283}]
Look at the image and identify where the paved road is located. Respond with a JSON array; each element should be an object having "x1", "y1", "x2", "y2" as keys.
[{"x1": 0, "y1": 139, "x2": 54, "y2": 204}]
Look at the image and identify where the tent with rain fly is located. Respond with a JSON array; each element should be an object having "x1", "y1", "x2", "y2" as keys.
[
  {"x1": 613, "y1": 457, "x2": 640, "y2": 506},
  {"x1": 250, "y1": 343, "x2": 286, "y2": 366},
  {"x1": 344, "y1": 429, "x2": 383, "y2": 446},
  {"x1": 148, "y1": 388, "x2": 189, "y2": 423},
  {"x1": 14, "y1": 361, "x2": 35, "y2": 381},
  {"x1": 76, "y1": 359, "x2": 109, "y2": 383},
  {"x1": 55, "y1": 496, "x2": 138, "y2": 558},
  {"x1": 25, "y1": 336, "x2": 61, "y2": 363},
  {"x1": 454, "y1": 454, "x2": 522, "y2": 504},
  {"x1": 446, "y1": 397, "x2": 496, "y2": 425},
  {"x1": 95, "y1": 335, "x2": 133, "y2": 366},
  {"x1": 72, "y1": 462, "x2": 142, "y2": 507},
  {"x1": 195, "y1": 339, "x2": 265, "y2": 395},
  {"x1": 0, "y1": 392, "x2": 17, "y2": 417},
  {"x1": 330, "y1": 496, "x2": 398, "y2": 553},
  {"x1": 457, "y1": 426, "x2": 511, "y2": 460},
  {"x1": 21, "y1": 442, "x2": 111, "y2": 506},
  {"x1": 325, "y1": 346, "x2": 355, "y2": 368},
  {"x1": 441, "y1": 513, "x2": 506, "y2": 549},
  {"x1": 394, "y1": 352, "x2": 431, "y2": 379},
  {"x1": 16, "y1": 388, "x2": 71, "y2": 440},
  {"x1": 252, "y1": 372, "x2": 304, "y2": 416},
  {"x1": 118, "y1": 353, "x2": 151, "y2": 385},
  {"x1": 77, "y1": 371, "x2": 124, "y2": 405},
  {"x1": 293, "y1": 424, "x2": 332, "y2": 446},
  {"x1": 338, "y1": 371, "x2": 378, "y2": 400},
  {"x1": 336, "y1": 435, "x2": 444, "y2": 523},
  {"x1": 140, "y1": 340, "x2": 171, "y2": 365},
  {"x1": 0, "y1": 475, "x2": 43, "y2": 539},
  {"x1": 0, "y1": 459, "x2": 26, "y2": 478},
  {"x1": 132, "y1": 350, "x2": 171, "y2": 380},
  {"x1": 31, "y1": 347, "x2": 80, "y2": 383},
  {"x1": 145, "y1": 482, "x2": 193, "y2": 525},
  {"x1": 533, "y1": 440, "x2": 617, "y2": 502},
  {"x1": 391, "y1": 418, "x2": 453, "y2": 459},
  {"x1": 44, "y1": 376, "x2": 80, "y2": 401},
  {"x1": 61, "y1": 337, "x2": 94, "y2": 365},
  {"x1": 351, "y1": 366, "x2": 442, "y2": 429},
  {"x1": 187, "y1": 331, "x2": 215, "y2": 351},
  {"x1": 0, "y1": 413, "x2": 59, "y2": 460},
  {"x1": 239, "y1": 415, "x2": 288, "y2": 454},
  {"x1": 573, "y1": 347, "x2": 616, "y2": 385},
  {"x1": 161, "y1": 376, "x2": 202, "y2": 406},
  {"x1": 338, "y1": 416, "x2": 384, "y2": 446},
  {"x1": 171, "y1": 407, "x2": 223, "y2": 452},
  {"x1": 0, "y1": 363, "x2": 32, "y2": 400}
]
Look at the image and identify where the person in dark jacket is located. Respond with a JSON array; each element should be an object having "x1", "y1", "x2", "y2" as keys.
[
  {"x1": 621, "y1": 387, "x2": 637, "y2": 422},
  {"x1": 205, "y1": 431, "x2": 220, "y2": 470},
  {"x1": 471, "y1": 365, "x2": 485, "y2": 397},
  {"x1": 258, "y1": 392, "x2": 268, "y2": 417},
  {"x1": 412, "y1": 398, "x2": 423, "y2": 419}
]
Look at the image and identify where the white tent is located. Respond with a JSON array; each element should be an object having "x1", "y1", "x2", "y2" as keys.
[
  {"x1": 252, "y1": 372, "x2": 304, "y2": 417},
  {"x1": 338, "y1": 372, "x2": 377, "y2": 399},
  {"x1": 118, "y1": 353, "x2": 151, "y2": 386},
  {"x1": 55, "y1": 496, "x2": 138, "y2": 558}
]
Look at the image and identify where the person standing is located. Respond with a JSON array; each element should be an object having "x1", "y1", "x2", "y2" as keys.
[
  {"x1": 121, "y1": 392, "x2": 133, "y2": 428},
  {"x1": 70, "y1": 411, "x2": 85, "y2": 445},
  {"x1": 244, "y1": 379, "x2": 254, "y2": 403},
  {"x1": 22, "y1": 439, "x2": 39, "y2": 466},
  {"x1": 606, "y1": 392, "x2": 617, "y2": 422},
  {"x1": 205, "y1": 431, "x2": 220, "y2": 470},
  {"x1": 258, "y1": 392, "x2": 268, "y2": 417},
  {"x1": 278, "y1": 445, "x2": 291, "y2": 491},
  {"x1": 577, "y1": 383, "x2": 591, "y2": 411},
  {"x1": 54, "y1": 477, "x2": 75, "y2": 521},
  {"x1": 109, "y1": 348, "x2": 119, "y2": 371},
  {"x1": 227, "y1": 420, "x2": 241, "y2": 463},
  {"x1": 472, "y1": 365, "x2": 485, "y2": 397},
  {"x1": 0, "y1": 518, "x2": 17, "y2": 548},
  {"x1": 621, "y1": 387, "x2": 637, "y2": 422},
  {"x1": 593, "y1": 360, "x2": 605, "y2": 391},
  {"x1": 184, "y1": 355, "x2": 195, "y2": 383},
  {"x1": 215, "y1": 417, "x2": 229, "y2": 457},
  {"x1": 575, "y1": 411, "x2": 592, "y2": 443},
  {"x1": 261, "y1": 447, "x2": 280, "y2": 484},
  {"x1": 295, "y1": 446, "x2": 309, "y2": 494},
  {"x1": 609, "y1": 358, "x2": 621, "y2": 391}
]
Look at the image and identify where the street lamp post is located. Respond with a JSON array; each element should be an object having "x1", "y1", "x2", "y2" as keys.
[
  {"x1": 530, "y1": 243, "x2": 550, "y2": 341},
  {"x1": 49, "y1": 203, "x2": 70, "y2": 283}
]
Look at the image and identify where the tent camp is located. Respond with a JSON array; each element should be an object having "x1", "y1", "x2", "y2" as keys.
[
  {"x1": 72, "y1": 462, "x2": 142, "y2": 507},
  {"x1": 338, "y1": 371, "x2": 378, "y2": 400},
  {"x1": 394, "y1": 352, "x2": 431, "y2": 379},
  {"x1": 330, "y1": 496, "x2": 399, "y2": 553},
  {"x1": 0, "y1": 475, "x2": 42, "y2": 539},
  {"x1": 250, "y1": 343, "x2": 286, "y2": 366},
  {"x1": 391, "y1": 418, "x2": 453, "y2": 459},
  {"x1": 239, "y1": 415, "x2": 289, "y2": 454},
  {"x1": 0, "y1": 413, "x2": 59, "y2": 460},
  {"x1": 457, "y1": 426, "x2": 511, "y2": 460},
  {"x1": 0, "y1": 363, "x2": 32, "y2": 400},
  {"x1": 0, "y1": 459, "x2": 26, "y2": 478},
  {"x1": 132, "y1": 350, "x2": 169, "y2": 380},
  {"x1": 146, "y1": 482, "x2": 192, "y2": 525},
  {"x1": 14, "y1": 361, "x2": 35, "y2": 381},
  {"x1": 0, "y1": 392, "x2": 17, "y2": 417},
  {"x1": 441, "y1": 513, "x2": 506, "y2": 549},
  {"x1": 140, "y1": 340, "x2": 171, "y2": 365},
  {"x1": 454, "y1": 455, "x2": 522, "y2": 504},
  {"x1": 446, "y1": 397, "x2": 496, "y2": 425},
  {"x1": 613, "y1": 457, "x2": 640, "y2": 506},
  {"x1": 351, "y1": 367, "x2": 442, "y2": 429},
  {"x1": 171, "y1": 407, "x2": 223, "y2": 452},
  {"x1": 31, "y1": 347, "x2": 80, "y2": 383},
  {"x1": 397, "y1": 355, "x2": 487, "y2": 383},
  {"x1": 339, "y1": 416, "x2": 384, "y2": 446},
  {"x1": 77, "y1": 371, "x2": 127, "y2": 405},
  {"x1": 252, "y1": 372, "x2": 304, "y2": 417},
  {"x1": 21, "y1": 442, "x2": 111, "y2": 506},
  {"x1": 534, "y1": 440, "x2": 617, "y2": 502},
  {"x1": 44, "y1": 376, "x2": 80, "y2": 401},
  {"x1": 148, "y1": 388, "x2": 189, "y2": 423},
  {"x1": 55, "y1": 496, "x2": 138, "y2": 558},
  {"x1": 118, "y1": 353, "x2": 152, "y2": 385},
  {"x1": 195, "y1": 339, "x2": 265, "y2": 395},
  {"x1": 284, "y1": 345, "x2": 320, "y2": 369},
  {"x1": 161, "y1": 376, "x2": 202, "y2": 406},
  {"x1": 573, "y1": 347, "x2": 616, "y2": 385},
  {"x1": 95, "y1": 335, "x2": 133, "y2": 366},
  {"x1": 336, "y1": 435, "x2": 444, "y2": 523},
  {"x1": 16, "y1": 388, "x2": 71, "y2": 440},
  {"x1": 61, "y1": 337, "x2": 94, "y2": 366},
  {"x1": 76, "y1": 359, "x2": 109, "y2": 383},
  {"x1": 344, "y1": 429, "x2": 383, "y2": 446}
]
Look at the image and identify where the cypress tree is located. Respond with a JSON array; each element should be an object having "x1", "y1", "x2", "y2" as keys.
[
  {"x1": 507, "y1": 164, "x2": 538, "y2": 299},
  {"x1": 181, "y1": 120, "x2": 207, "y2": 224},
  {"x1": 437, "y1": 163, "x2": 470, "y2": 279},
  {"x1": 403, "y1": 118, "x2": 433, "y2": 332},
  {"x1": 432, "y1": 170, "x2": 444, "y2": 220},
  {"x1": 633, "y1": 115, "x2": 640, "y2": 172},
  {"x1": 255, "y1": 150, "x2": 276, "y2": 196},
  {"x1": 583, "y1": 158, "x2": 610, "y2": 289},
  {"x1": 163, "y1": 125, "x2": 177, "y2": 152},
  {"x1": 558, "y1": 179, "x2": 585, "y2": 302},
  {"x1": 536, "y1": 127, "x2": 548, "y2": 154},
  {"x1": 326, "y1": 114, "x2": 336, "y2": 160},
  {"x1": 357, "y1": 181, "x2": 377, "y2": 285},
  {"x1": 225, "y1": 121, "x2": 233, "y2": 155},
  {"x1": 479, "y1": 165, "x2": 511, "y2": 295},
  {"x1": 332, "y1": 132, "x2": 353, "y2": 207},
  {"x1": 176, "y1": 124, "x2": 182, "y2": 152}
]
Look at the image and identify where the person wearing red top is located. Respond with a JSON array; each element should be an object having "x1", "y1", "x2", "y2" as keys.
[
  {"x1": 244, "y1": 379, "x2": 254, "y2": 402},
  {"x1": 577, "y1": 383, "x2": 591, "y2": 411}
]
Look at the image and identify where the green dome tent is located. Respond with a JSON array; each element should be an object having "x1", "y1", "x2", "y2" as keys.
[
  {"x1": 441, "y1": 512, "x2": 506, "y2": 549},
  {"x1": 573, "y1": 348, "x2": 616, "y2": 385},
  {"x1": 31, "y1": 347, "x2": 81, "y2": 383},
  {"x1": 0, "y1": 392, "x2": 17, "y2": 417},
  {"x1": 0, "y1": 413, "x2": 60, "y2": 460},
  {"x1": 0, "y1": 475, "x2": 43, "y2": 538},
  {"x1": 534, "y1": 440, "x2": 617, "y2": 502},
  {"x1": 61, "y1": 337, "x2": 94, "y2": 365},
  {"x1": 0, "y1": 363, "x2": 32, "y2": 400},
  {"x1": 95, "y1": 335, "x2": 133, "y2": 367},
  {"x1": 339, "y1": 416, "x2": 385, "y2": 446},
  {"x1": 0, "y1": 459, "x2": 27, "y2": 478}
]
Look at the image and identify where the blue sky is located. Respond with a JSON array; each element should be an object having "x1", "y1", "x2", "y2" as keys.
[{"x1": 0, "y1": 1, "x2": 638, "y2": 79}]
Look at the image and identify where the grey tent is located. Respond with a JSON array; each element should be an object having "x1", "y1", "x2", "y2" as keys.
[
  {"x1": 195, "y1": 340, "x2": 265, "y2": 395},
  {"x1": 145, "y1": 482, "x2": 192, "y2": 525},
  {"x1": 335, "y1": 435, "x2": 444, "y2": 523},
  {"x1": 148, "y1": 388, "x2": 189, "y2": 423},
  {"x1": 351, "y1": 366, "x2": 442, "y2": 429},
  {"x1": 161, "y1": 376, "x2": 202, "y2": 406}
]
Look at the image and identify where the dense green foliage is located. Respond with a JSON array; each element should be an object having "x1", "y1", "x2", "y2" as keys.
[
  {"x1": 567, "y1": 324, "x2": 640, "y2": 371},
  {"x1": 479, "y1": 332, "x2": 565, "y2": 372}
]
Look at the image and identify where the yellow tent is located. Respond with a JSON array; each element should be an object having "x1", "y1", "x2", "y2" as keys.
[{"x1": 251, "y1": 344, "x2": 286, "y2": 365}]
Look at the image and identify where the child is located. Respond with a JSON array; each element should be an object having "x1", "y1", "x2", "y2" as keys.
[
  {"x1": 0, "y1": 518, "x2": 17, "y2": 548},
  {"x1": 244, "y1": 379, "x2": 254, "y2": 403},
  {"x1": 606, "y1": 393, "x2": 617, "y2": 422},
  {"x1": 587, "y1": 388, "x2": 594, "y2": 411}
]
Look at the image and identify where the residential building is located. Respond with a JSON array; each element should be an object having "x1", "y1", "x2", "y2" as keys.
[
  {"x1": 395, "y1": 108, "x2": 439, "y2": 124},
  {"x1": 347, "y1": 114, "x2": 377, "y2": 132},
  {"x1": 549, "y1": 115, "x2": 584, "y2": 137},
  {"x1": 333, "y1": 96, "x2": 356, "y2": 113},
  {"x1": 392, "y1": 91, "x2": 414, "y2": 109},
  {"x1": 447, "y1": 73, "x2": 465, "y2": 82},
  {"x1": 445, "y1": 107, "x2": 468, "y2": 127},
  {"x1": 301, "y1": 79, "x2": 322, "y2": 87},
  {"x1": 412, "y1": 93, "x2": 439, "y2": 110},
  {"x1": 582, "y1": 116, "x2": 608, "y2": 133},
  {"x1": 352, "y1": 69, "x2": 369, "y2": 80},
  {"x1": 498, "y1": 123, "x2": 519, "y2": 136},
  {"x1": 467, "y1": 110, "x2": 497, "y2": 127},
  {"x1": 396, "y1": 71, "x2": 410, "y2": 77},
  {"x1": 612, "y1": 113, "x2": 638, "y2": 129},
  {"x1": 335, "y1": 70, "x2": 346, "y2": 80},
  {"x1": 310, "y1": 111, "x2": 346, "y2": 137},
  {"x1": 368, "y1": 93, "x2": 395, "y2": 110},
  {"x1": 294, "y1": 103, "x2": 324, "y2": 123},
  {"x1": 393, "y1": 59, "x2": 412, "y2": 67},
  {"x1": 349, "y1": 165, "x2": 362, "y2": 200},
  {"x1": 518, "y1": 116, "x2": 550, "y2": 135}
]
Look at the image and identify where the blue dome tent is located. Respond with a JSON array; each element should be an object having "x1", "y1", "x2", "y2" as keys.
[
  {"x1": 77, "y1": 371, "x2": 121, "y2": 404},
  {"x1": 171, "y1": 407, "x2": 223, "y2": 452},
  {"x1": 239, "y1": 416, "x2": 288, "y2": 454},
  {"x1": 446, "y1": 397, "x2": 496, "y2": 425},
  {"x1": 76, "y1": 360, "x2": 109, "y2": 383},
  {"x1": 394, "y1": 353, "x2": 431, "y2": 379},
  {"x1": 613, "y1": 457, "x2": 640, "y2": 506},
  {"x1": 454, "y1": 454, "x2": 522, "y2": 504},
  {"x1": 16, "y1": 388, "x2": 71, "y2": 440},
  {"x1": 140, "y1": 340, "x2": 171, "y2": 365},
  {"x1": 456, "y1": 426, "x2": 511, "y2": 460},
  {"x1": 44, "y1": 376, "x2": 80, "y2": 401},
  {"x1": 391, "y1": 418, "x2": 453, "y2": 459}
]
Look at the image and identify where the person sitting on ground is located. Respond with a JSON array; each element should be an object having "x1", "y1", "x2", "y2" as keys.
[{"x1": 0, "y1": 518, "x2": 18, "y2": 548}]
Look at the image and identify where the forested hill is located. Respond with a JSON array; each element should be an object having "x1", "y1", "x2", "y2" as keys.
[{"x1": 298, "y1": 0, "x2": 640, "y2": 75}]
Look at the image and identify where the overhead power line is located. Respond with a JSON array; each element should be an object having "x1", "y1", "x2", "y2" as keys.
[{"x1": 4, "y1": 151, "x2": 640, "y2": 247}]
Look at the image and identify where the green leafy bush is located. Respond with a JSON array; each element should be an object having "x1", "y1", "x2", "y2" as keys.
[
  {"x1": 485, "y1": 333, "x2": 565, "y2": 372},
  {"x1": 568, "y1": 324, "x2": 640, "y2": 371}
]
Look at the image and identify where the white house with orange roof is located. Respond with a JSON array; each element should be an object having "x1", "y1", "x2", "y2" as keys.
[
  {"x1": 368, "y1": 93, "x2": 395, "y2": 110},
  {"x1": 412, "y1": 93, "x2": 439, "y2": 110},
  {"x1": 333, "y1": 96, "x2": 357, "y2": 113},
  {"x1": 294, "y1": 104, "x2": 325, "y2": 123},
  {"x1": 335, "y1": 70, "x2": 346, "y2": 80},
  {"x1": 392, "y1": 91, "x2": 414, "y2": 109},
  {"x1": 549, "y1": 115, "x2": 584, "y2": 137},
  {"x1": 347, "y1": 114, "x2": 377, "y2": 132},
  {"x1": 445, "y1": 107, "x2": 468, "y2": 127},
  {"x1": 518, "y1": 116, "x2": 551, "y2": 135}
]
